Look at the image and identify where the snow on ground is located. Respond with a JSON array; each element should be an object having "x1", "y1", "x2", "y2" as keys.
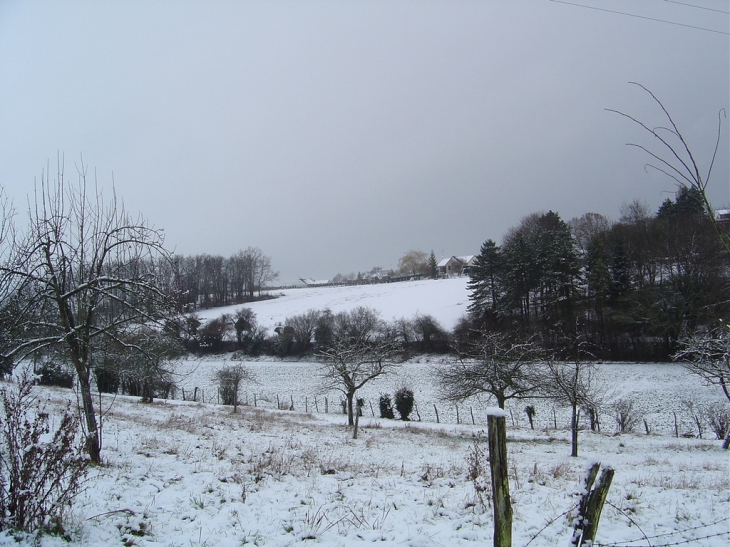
[
  {"x1": 15, "y1": 375, "x2": 730, "y2": 547},
  {"x1": 5, "y1": 280, "x2": 730, "y2": 546},
  {"x1": 173, "y1": 359, "x2": 727, "y2": 438},
  {"x1": 194, "y1": 277, "x2": 471, "y2": 331}
]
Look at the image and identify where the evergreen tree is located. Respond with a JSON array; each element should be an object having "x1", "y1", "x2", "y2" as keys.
[
  {"x1": 428, "y1": 250, "x2": 438, "y2": 279},
  {"x1": 656, "y1": 186, "x2": 706, "y2": 218},
  {"x1": 467, "y1": 239, "x2": 503, "y2": 327}
]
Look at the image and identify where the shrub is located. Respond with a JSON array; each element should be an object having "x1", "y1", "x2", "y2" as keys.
[
  {"x1": 35, "y1": 362, "x2": 74, "y2": 389},
  {"x1": 395, "y1": 387, "x2": 414, "y2": 421},
  {"x1": 704, "y1": 402, "x2": 730, "y2": 440},
  {"x1": 0, "y1": 373, "x2": 88, "y2": 536},
  {"x1": 612, "y1": 398, "x2": 642, "y2": 433},
  {"x1": 200, "y1": 316, "x2": 232, "y2": 351},
  {"x1": 379, "y1": 394, "x2": 394, "y2": 419},
  {"x1": 93, "y1": 366, "x2": 120, "y2": 394}
]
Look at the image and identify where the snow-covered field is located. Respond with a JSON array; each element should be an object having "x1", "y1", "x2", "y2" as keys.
[
  {"x1": 5, "y1": 279, "x2": 730, "y2": 546},
  {"x1": 195, "y1": 277, "x2": 471, "y2": 331}
]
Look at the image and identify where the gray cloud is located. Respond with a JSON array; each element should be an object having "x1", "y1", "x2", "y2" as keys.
[{"x1": 0, "y1": 1, "x2": 727, "y2": 283}]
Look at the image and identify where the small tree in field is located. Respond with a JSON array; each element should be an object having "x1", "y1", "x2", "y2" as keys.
[
  {"x1": 318, "y1": 307, "x2": 400, "y2": 426},
  {"x1": 543, "y1": 334, "x2": 605, "y2": 457},
  {"x1": 216, "y1": 364, "x2": 255, "y2": 413},
  {"x1": 437, "y1": 330, "x2": 543, "y2": 409}
]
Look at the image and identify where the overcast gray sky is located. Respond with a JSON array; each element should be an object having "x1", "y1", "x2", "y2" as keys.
[{"x1": 0, "y1": 1, "x2": 728, "y2": 284}]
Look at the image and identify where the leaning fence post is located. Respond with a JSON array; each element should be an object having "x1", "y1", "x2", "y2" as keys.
[
  {"x1": 571, "y1": 462, "x2": 614, "y2": 547},
  {"x1": 433, "y1": 404, "x2": 440, "y2": 424},
  {"x1": 487, "y1": 409, "x2": 512, "y2": 547}
]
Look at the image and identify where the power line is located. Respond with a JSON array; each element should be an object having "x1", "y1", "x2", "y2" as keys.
[
  {"x1": 550, "y1": 0, "x2": 730, "y2": 35},
  {"x1": 663, "y1": 0, "x2": 730, "y2": 15}
]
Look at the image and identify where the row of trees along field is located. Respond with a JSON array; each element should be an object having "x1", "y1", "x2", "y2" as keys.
[
  {"x1": 170, "y1": 247, "x2": 278, "y2": 311},
  {"x1": 467, "y1": 186, "x2": 729, "y2": 361}
]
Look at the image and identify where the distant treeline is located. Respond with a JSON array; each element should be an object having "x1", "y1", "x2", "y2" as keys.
[
  {"x1": 164, "y1": 246, "x2": 279, "y2": 311},
  {"x1": 467, "y1": 187, "x2": 729, "y2": 361},
  {"x1": 183, "y1": 306, "x2": 451, "y2": 357}
]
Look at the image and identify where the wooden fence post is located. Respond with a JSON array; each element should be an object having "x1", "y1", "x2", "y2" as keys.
[
  {"x1": 433, "y1": 404, "x2": 440, "y2": 424},
  {"x1": 487, "y1": 410, "x2": 512, "y2": 547},
  {"x1": 571, "y1": 462, "x2": 614, "y2": 547}
]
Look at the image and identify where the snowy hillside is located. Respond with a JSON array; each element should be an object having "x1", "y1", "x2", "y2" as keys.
[{"x1": 195, "y1": 277, "x2": 470, "y2": 330}]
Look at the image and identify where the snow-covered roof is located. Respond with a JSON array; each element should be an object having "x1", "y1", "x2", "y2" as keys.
[
  {"x1": 299, "y1": 278, "x2": 330, "y2": 286},
  {"x1": 438, "y1": 255, "x2": 475, "y2": 267}
]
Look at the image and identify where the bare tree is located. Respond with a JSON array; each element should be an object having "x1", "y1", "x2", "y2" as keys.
[
  {"x1": 240, "y1": 246, "x2": 278, "y2": 298},
  {"x1": 569, "y1": 212, "x2": 611, "y2": 253},
  {"x1": 675, "y1": 324, "x2": 730, "y2": 404},
  {"x1": 0, "y1": 159, "x2": 177, "y2": 463},
  {"x1": 543, "y1": 334, "x2": 605, "y2": 457},
  {"x1": 284, "y1": 309, "x2": 321, "y2": 353},
  {"x1": 437, "y1": 331, "x2": 543, "y2": 409},
  {"x1": 318, "y1": 307, "x2": 400, "y2": 425},
  {"x1": 254, "y1": 251, "x2": 279, "y2": 295},
  {"x1": 397, "y1": 250, "x2": 429, "y2": 277},
  {"x1": 544, "y1": 360, "x2": 601, "y2": 457}
]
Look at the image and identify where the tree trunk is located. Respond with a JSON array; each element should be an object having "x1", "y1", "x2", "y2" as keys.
[
  {"x1": 76, "y1": 368, "x2": 101, "y2": 464},
  {"x1": 571, "y1": 403, "x2": 579, "y2": 457},
  {"x1": 346, "y1": 391, "x2": 355, "y2": 426}
]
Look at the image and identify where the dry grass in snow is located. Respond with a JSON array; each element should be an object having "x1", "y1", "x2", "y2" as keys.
[{"x1": 5, "y1": 382, "x2": 728, "y2": 547}]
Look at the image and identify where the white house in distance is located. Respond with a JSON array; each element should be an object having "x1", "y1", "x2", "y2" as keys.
[
  {"x1": 715, "y1": 209, "x2": 730, "y2": 223},
  {"x1": 437, "y1": 255, "x2": 475, "y2": 276}
]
